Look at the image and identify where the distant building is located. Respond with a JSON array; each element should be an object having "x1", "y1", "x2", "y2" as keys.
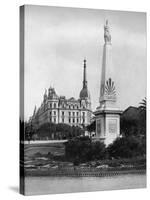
[{"x1": 30, "y1": 59, "x2": 92, "y2": 128}]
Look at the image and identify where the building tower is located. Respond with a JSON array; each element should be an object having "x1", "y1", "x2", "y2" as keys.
[
  {"x1": 79, "y1": 59, "x2": 91, "y2": 109},
  {"x1": 79, "y1": 59, "x2": 92, "y2": 126},
  {"x1": 94, "y1": 20, "x2": 122, "y2": 146}
]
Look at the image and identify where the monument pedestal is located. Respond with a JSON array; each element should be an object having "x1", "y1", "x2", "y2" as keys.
[
  {"x1": 94, "y1": 108, "x2": 122, "y2": 146},
  {"x1": 94, "y1": 20, "x2": 122, "y2": 146}
]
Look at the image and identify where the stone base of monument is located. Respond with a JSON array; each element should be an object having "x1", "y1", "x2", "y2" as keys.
[
  {"x1": 94, "y1": 108, "x2": 122, "y2": 146},
  {"x1": 92, "y1": 136, "x2": 120, "y2": 147}
]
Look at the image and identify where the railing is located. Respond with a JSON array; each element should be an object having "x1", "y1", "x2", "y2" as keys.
[{"x1": 25, "y1": 167, "x2": 146, "y2": 177}]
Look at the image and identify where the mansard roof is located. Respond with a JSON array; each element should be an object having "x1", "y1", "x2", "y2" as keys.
[
  {"x1": 48, "y1": 87, "x2": 59, "y2": 99},
  {"x1": 68, "y1": 97, "x2": 76, "y2": 101}
]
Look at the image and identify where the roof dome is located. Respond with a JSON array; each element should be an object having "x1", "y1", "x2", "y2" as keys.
[{"x1": 79, "y1": 87, "x2": 90, "y2": 100}]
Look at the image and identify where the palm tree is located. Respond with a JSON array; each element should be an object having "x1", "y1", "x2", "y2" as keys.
[
  {"x1": 139, "y1": 97, "x2": 146, "y2": 111},
  {"x1": 138, "y1": 97, "x2": 146, "y2": 137}
]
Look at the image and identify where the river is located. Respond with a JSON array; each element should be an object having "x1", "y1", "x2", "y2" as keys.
[{"x1": 25, "y1": 174, "x2": 146, "y2": 195}]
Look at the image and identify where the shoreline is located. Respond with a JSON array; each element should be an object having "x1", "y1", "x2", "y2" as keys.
[{"x1": 25, "y1": 168, "x2": 146, "y2": 177}]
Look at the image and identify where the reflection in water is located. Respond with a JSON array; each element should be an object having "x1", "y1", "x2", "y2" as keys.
[{"x1": 25, "y1": 174, "x2": 146, "y2": 195}]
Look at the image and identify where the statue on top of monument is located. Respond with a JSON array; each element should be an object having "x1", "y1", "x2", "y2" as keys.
[{"x1": 104, "y1": 20, "x2": 111, "y2": 44}]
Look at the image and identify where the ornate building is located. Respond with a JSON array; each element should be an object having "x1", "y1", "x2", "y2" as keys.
[{"x1": 30, "y1": 59, "x2": 92, "y2": 128}]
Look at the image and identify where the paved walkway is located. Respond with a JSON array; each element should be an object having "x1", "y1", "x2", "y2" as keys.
[{"x1": 22, "y1": 140, "x2": 68, "y2": 144}]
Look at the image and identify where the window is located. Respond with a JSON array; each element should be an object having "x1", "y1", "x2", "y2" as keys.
[
  {"x1": 62, "y1": 118, "x2": 64, "y2": 123},
  {"x1": 50, "y1": 103, "x2": 52, "y2": 108},
  {"x1": 83, "y1": 118, "x2": 85, "y2": 123},
  {"x1": 73, "y1": 118, "x2": 75, "y2": 123},
  {"x1": 54, "y1": 118, "x2": 56, "y2": 123},
  {"x1": 73, "y1": 112, "x2": 75, "y2": 116},
  {"x1": 76, "y1": 112, "x2": 78, "y2": 116},
  {"x1": 62, "y1": 111, "x2": 64, "y2": 115},
  {"x1": 69, "y1": 112, "x2": 71, "y2": 116},
  {"x1": 54, "y1": 103, "x2": 56, "y2": 108},
  {"x1": 69, "y1": 118, "x2": 71, "y2": 123},
  {"x1": 77, "y1": 118, "x2": 79, "y2": 123},
  {"x1": 54, "y1": 111, "x2": 56, "y2": 115},
  {"x1": 49, "y1": 111, "x2": 52, "y2": 116}
]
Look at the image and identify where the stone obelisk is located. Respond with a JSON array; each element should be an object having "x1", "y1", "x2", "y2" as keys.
[{"x1": 94, "y1": 20, "x2": 122, "y2": 146}]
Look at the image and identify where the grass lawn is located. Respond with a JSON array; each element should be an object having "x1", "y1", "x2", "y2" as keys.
[{"x1": 24, "y1": 142, "x2": 65, "y2": 157}]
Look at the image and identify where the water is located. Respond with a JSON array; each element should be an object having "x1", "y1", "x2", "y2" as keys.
[{"x1": 25, "y1": 174, "x2": 146, "y2": 195}]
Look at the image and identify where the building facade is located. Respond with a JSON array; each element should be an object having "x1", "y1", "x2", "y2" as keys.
[{"x1": 30, "y1": 59, "x2": 92, "y2": 128}]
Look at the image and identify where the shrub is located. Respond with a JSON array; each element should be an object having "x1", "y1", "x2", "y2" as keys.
[
  {"x1": 107, "y1": 136, "x2": 146, "y2": 159},
  {"x1": 65, "y1": 137, "x2": 106, "y2": 162}
]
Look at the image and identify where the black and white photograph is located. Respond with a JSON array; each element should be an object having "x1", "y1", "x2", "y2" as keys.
[{"x1": 20, "y1": 5, "x2": 146, "y2": 196}]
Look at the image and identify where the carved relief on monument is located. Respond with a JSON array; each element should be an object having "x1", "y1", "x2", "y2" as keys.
[
  {"x1": 96, "y1": 119, "x2": 101, "y2": 136},
  {"x1": 100, "y1": 78, "x2": 116, "y2": 101},
  {"x1": 104, "y1": 78, "x2": 116, "y2": 100},
  {"x1": 108, "y1": 119, "x2": 117, "y2": 134}
]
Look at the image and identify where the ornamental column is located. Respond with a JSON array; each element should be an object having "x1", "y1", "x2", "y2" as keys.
[{"x1": 94, "y1": 20, "x2": 122, "y2": 146}]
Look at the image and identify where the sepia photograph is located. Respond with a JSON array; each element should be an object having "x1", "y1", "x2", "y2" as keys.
[{"x1": 20, "y1": 5, "x2": 146, "y2": 196}]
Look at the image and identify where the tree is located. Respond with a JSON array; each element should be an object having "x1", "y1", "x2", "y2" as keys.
[
  {"x1": 120, "y1": 118, "x2": 138, "y2": 137},
  {"x1": 138, "y1": 98, "x2": 146, "y2": 137},
  {"x1": 139, "y1": 97, "x2": 146, "y2": 111},
  {"x1": 107, "y1": 136, "x2": 146, "y2": 159},
  {"x1": 120, "y1": 100, "x2": 146, "y2": 137},
  {"x1": 20, "y1": 119, "x2": 25, "y2": 141},
  {"x1": 35, "y1": 122, "x2": 83, "y2": 140},
  {"x1": 91, "y1": 141, "x2": 106, "y2": 160},
  {"x1": 86, "y1": 120, "x2": 96, "y2": 138},
  {"x1": 65, "y1": 136, "x2": 106, "y2": 162},
  {"x1": 24, "y1": 121, "x2": 36, "y2": 141}
]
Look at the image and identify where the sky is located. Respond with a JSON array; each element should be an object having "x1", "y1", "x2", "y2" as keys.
[{"x1": 24, "y1": 5, "x2": 146, "y2": 120}]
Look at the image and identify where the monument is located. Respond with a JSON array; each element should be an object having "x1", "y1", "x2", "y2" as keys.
[{"x1": 94, "y1": 20, "x2": 122, "y2": 146}]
